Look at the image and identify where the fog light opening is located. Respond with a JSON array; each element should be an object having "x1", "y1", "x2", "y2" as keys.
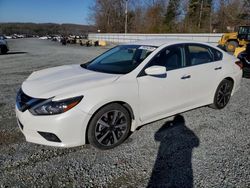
[
  {"x1": 18, "y1": 119, "x2": 24, "y2": 130},
  {"x1": 38, "y1": 131, "x2": 61, "y2": 143}
]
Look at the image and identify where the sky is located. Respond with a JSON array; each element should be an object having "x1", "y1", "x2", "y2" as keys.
[{"x1": 0, "y1": 0, "x2": 93, "y2": 25}]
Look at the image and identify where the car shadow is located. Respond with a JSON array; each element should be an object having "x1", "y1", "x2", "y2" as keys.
[
  {"x1": 147, "y1": 115, "x2": 199, "y2": 188},
  {"x1": 1, "y1": 52, "x2": 27, "y2": 55}
]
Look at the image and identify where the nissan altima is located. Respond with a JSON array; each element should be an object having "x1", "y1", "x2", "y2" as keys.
[{"x1": 16, "y1": 39, "x2": 242, "y2": 149}]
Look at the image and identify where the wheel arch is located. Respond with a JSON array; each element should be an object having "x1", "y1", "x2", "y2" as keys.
[
  {"x1": 85, "y1": 101, "x2": 135, "y2": 144},
  {"x1": 211, "y1": 76, "x2": 235, "y2": 100},
  {"x1": 210, "y1": 77, "x2": 235, "y2": 109},
  {"x1": 224, "y1": 77, "x2": 234, "y2": 84},
  {"x1": 224, "y1": 77, "x2": 236, "y2": 94},
  {"x1": 218, "y1": 77, "x2": 235, "y2": 95}
]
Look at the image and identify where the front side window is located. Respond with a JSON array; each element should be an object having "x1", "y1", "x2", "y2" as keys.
[
  {"x1": 187, "y1": 45, "x2": 213, "y2": 66},
  {"x1": 82, "y1": 45, "x2": 156, "y2": 74},
  {"x1": 147, "y1": 45, "x2": 184, "y2": 71}
]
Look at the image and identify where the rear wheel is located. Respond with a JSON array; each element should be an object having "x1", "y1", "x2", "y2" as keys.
[
  {"x1": 0, "y1": 45, "x2": 8, "y2": 54},
  {"x1": 210, "y1": 79, "x2": 234, "y2": 109},
  {"x1": 225, "y1": 41, "x2": 238, "y2": 53},
  {"x1": 87, "y1": 103, "x2": 131, "y2": 150}
]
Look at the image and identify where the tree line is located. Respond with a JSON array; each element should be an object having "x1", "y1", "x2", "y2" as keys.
[
  {"x1": 90, "y1": 0, "x2": 250, "y2": 33},
  {"x1": 0, "y1": 23, "x2": 96, "y2": 36}
]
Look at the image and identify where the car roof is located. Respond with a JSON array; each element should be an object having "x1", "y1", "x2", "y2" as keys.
[{"x1": 126, "y1": 39, "x2": 212, "y2": 47}]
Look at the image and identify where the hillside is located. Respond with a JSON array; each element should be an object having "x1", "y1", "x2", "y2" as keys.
[{"x1": 0, "y1": 22, "x2": 96, "y2": 36}]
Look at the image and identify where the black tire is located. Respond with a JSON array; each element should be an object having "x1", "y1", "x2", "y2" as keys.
[
  {"x1": 210, "y1": 79, "x2": 234, "y2": 109},
  {"x1": 87, "y1": 103, "x2": 131, "y2": 150},
  {"x1": 225, "y1": 41, "x2": 238, "y2": 53},
  {"x1": 0, "y1": 45, "x2": 8, "y2": 54}
]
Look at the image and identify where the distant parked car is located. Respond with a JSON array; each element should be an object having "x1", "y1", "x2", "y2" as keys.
[
  {"x1": 39, "y1": 36, "x2": 48, "y2": 40},
  {"x1": 16, "y1": 39, "x2": 242, "y2": 149},
  {"x1": 238, "y1": 43, "x2": 250, "y2": 78},
  {"x1": 0, "y1": 35, "x2": 9, "y2": 54}
]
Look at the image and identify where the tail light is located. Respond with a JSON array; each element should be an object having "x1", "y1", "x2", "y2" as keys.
[{"x1": 235, "y1": 61, "x2": 243, "y2": 69}]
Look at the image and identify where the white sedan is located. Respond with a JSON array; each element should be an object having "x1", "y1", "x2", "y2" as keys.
[{"x1": 16, "y1": 39, "x2": 242, "y2": 149}]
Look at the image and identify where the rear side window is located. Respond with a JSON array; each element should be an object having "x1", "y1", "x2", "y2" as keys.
[
  {"x1": 187, "y1": 45, "x2": 213, "y2": 66},
  {"x1": 211, "y1": 48, "x2": 223, "y2": 61}
]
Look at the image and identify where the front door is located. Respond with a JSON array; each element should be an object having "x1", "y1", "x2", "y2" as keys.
[{"x1": 137, "y1": 44, "x2": 192, "y2": 123}]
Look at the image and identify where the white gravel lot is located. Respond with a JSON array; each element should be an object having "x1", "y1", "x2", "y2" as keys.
[{"x1": 0, "y1": 38, "x2": 249, "y2": 187}]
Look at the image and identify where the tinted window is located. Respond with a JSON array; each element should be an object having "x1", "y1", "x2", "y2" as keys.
[
  {"x1": 187, "y1": 45, "x2": 213, "y2": 66},
  {"x1": 147, "y1": 45, "x2": 184, "y2": 70},
  {"x1": 211, "y1": 48, "x2": 223, "y2": 61}
]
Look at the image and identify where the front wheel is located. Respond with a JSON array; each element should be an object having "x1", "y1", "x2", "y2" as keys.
[
  {"x1": 87, "y1": 103, "x2": 131, "y2": 150},
  {"x1": 210, "y1": 79, "x2": 234, "y2": 109}
]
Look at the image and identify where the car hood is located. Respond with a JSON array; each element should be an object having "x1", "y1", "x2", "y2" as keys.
[{"x1": 22, "y1": 64, "x2": 120, "y2": 99}]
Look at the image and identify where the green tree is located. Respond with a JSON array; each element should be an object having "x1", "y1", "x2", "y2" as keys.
[
  {"x1": 215, "y1": 0, "x2": 243, "y2": 32},
  {"x1": 239, "y1": 0, "x2": 250, "y2": 25},
  {"x1": 164, "y1": 0, "x2": 180, "y2": 32},
  {"x1": 186, "y1": 0, "x2": 212, "y2": 32},
  {"x1": 144, "y1": 2, "x2": 165, "y2": 33}
]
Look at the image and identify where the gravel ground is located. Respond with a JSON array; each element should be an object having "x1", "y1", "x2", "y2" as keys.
[{"x1": 0, "y1": 38, "x2": 249, "y2": 187}]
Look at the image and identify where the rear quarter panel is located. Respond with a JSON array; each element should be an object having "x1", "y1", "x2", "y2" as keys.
[{"x1": 221, "y1": 53, "x2": 242, "y2": 94}]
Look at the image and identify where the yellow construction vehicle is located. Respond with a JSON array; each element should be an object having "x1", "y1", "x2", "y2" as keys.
[
  {"x1": 234, "y1": 46, "x2": 246, "y2": 57},
  {"x1": 218, "y1": 26, "x2": 250, "y2": 53}
]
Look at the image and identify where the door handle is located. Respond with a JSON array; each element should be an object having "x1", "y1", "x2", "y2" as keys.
[
  {"x1": 181, "y1": 75, "x2": 191, "y2": 79},
  {"x1": 214, "y1": 67, "x2": 222, "y2": 70}
]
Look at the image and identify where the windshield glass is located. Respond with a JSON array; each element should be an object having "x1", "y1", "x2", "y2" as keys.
[
  {"x1": 239, "y1": 26, "x2": 250, "y2": 34},
  {"x1": 82, "y1": 45, "x2": 156, "y2": 74}
]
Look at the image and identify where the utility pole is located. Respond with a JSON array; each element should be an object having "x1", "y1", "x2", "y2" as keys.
[
  {"x1": 125, "y1": 0, "x2": 128, "y2": 34},
  {"x1": 198, "y1": 0, "x2": 204, "y2": 29},
  {"x1": 210, "y1": 9, "x2": 212, "y2": 33}
]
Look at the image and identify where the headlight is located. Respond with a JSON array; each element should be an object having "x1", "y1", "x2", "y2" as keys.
[{"x1": 29, "y1": 96, "x2": 83, "y2": 115}]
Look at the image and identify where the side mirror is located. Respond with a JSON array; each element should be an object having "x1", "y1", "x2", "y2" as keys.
[{"x1": 145, "y1": 66, "x2": 166, "y2": 76}]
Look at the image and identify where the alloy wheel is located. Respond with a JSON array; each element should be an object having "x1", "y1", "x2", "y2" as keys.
[
  {"x1": 94, "y1": 110, "x2": 128, "y2": 146},
  {"x1": 216, "y1": 81, "x2": 232, "y2": 108}
]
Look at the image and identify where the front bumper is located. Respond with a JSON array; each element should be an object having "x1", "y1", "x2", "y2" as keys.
[{"x1": 16, "y1": 105, "x2": 91, "y2": 147}]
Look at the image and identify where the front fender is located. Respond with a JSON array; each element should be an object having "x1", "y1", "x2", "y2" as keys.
[{"x1": 77, "y1": 80, "x2": 141, "y2": 131}]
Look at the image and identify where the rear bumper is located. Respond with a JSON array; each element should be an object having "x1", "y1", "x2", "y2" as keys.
[
  {"x1": 16, "y1": 105, "x2": 92, "y2": 147},
  {"x1": 243, "y1": 67, "x2": 250, "y2": 78},
  {"x1": 232, "y1": 70, "x2": 243, "y2": 94}
]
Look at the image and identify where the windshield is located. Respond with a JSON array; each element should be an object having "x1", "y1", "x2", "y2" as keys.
[
  {"x1": 238, "y1": 26, "x2": 250, "y2": 35},
  {"x1": 81, "y1": 45, "x2": 156, "y2": 74}
]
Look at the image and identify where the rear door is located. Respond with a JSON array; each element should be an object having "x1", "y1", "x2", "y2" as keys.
[{"x1": 183, "y1": 43, "x2": 224, "y2": 106}]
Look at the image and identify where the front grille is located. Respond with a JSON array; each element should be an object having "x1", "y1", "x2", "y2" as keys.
[{"x1": 16, "y1": 89, "x2": 45, "y2": 112}]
